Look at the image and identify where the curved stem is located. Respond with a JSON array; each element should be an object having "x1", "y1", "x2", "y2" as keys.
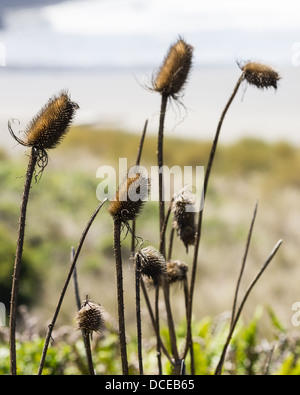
[
  {"x1": 38, "y1": 199, "x2": 107, "y2": 375},
  {"x1": 214, "y1": 239, "x2": 283, "y2": 375},
  {"x1": 184, "y1": 72, "x2": 245, "y2": 359},
  {"x1": 9, "y1": 147, "x2": 37, "y2": 375}
]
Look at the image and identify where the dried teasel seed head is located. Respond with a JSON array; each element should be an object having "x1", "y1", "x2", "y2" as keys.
[
  {"x1": 153, "y1": 36, "x2": 193, "y2": 98},
  {"x1": 135, "y1": 246, "x2": 166, "y2": 286},
  {"x1": 108, "y1": 166, "x2": 150, "y2": 223},
  {"x1": 166, "y1": 260, "x2": 188, "y2": 284},
  {"x1": 9, "y1": 90, "x2": 79, "y2": 150},
  {"x1": 76, "y1": 299, "x2": 104, "y2": 335},
  {"x1": 240, "y1": 61, "x2": 280, "y2": 90},
  {"x1": 172, "y1": 190, "x2": 196, "y2": 252}
]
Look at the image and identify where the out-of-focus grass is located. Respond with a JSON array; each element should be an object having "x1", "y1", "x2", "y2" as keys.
[{"x1": 0, "y1": 125, "x2": 299, "y2": 344}]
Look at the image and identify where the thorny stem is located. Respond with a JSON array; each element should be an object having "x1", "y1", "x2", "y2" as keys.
[
  {"x1": 185, "y1": 72, "x2": 245, "y2": 359},
  {"x1": 9, "y1": 147, "x2": 37, "y2": 375},
  {"x1": 113, "y1": 219, "x2": 129, "y2": 375},
  {"x1": 214, "y1": 239, "x2": 283, "y2": 375},
  {"x1": 38, "y1": 199, "x2": 107, "y2": 375}
]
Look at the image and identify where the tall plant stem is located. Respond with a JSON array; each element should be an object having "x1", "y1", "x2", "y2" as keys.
[
  {"x1": 214, "y1": 239, "x2": 283, "y2": 375},
  {"x1": 38, "y1": 199, "x2": 107, "y2": 375},
  {"x1": 9, "y1": 147, "x2": 37, "y2": 375},
  {"x1": 113, "y1": 219, "x2": 129, "y2": 375},
  {"x1": 157, "y1": 94, "x2": 181, "y2": 373},
  {"x1": 135, "y1": 255, "x2": 143, "y2": 375},
  {"x1": 83, "y1": 331, "x2": 95, "y2": 376},
  {"x1": 185, "y1": 72, "x2": 245, "y2": 358},
  {"x1": 157, "y1": 94, "x2": 168, "y2": 247}
]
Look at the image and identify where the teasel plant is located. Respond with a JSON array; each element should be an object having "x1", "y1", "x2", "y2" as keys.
[
  {"x1": 151, "y1": 36, "x2": 193, "y2": 374},
  {"x1": 108, "y1": 166, "x2": 150, "y2": 375},
  {"x1": 186, "y1": 60, "x2": 281, "y2": 373},
  {"x1": 8, "y1": 90, "x2": 79, "y2": 375}
]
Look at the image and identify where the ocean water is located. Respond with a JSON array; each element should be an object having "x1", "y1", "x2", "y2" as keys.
[{"x1": 1, "y1": 64, "x2": 300, "y2": 153}]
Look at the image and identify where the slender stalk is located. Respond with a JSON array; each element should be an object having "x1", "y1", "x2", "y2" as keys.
[
  {"x1": 131, "y1": 119, "x2": 148, "y2": 254},
  {"x1": 9, "y1": 147, "x2": 37, "y2": 375},
  {"x1": 135, "y1": 255, "x2": 143, "y2": 375},
  {"x1": 113, "y1": 219, "x2": 129, "y2": 375},
  {"x1": 230, "y1": 200, "x2": 258, "y2": 329},
  {"x1": 140, "y1": 278, "x2": 172, "y2": 364},
  {"x1": 72, "y1": 247, "x2": 81, "y2": 311},
  {"x1": 156, "y1": 94, "x2": 181, "y2": 372},
  {"x1": 185, "y1": 72, "x2": 245, "y2": 358},
  {"x1": 38, "y1": 199, "x2": 107, "y2": 375},
  {"x1": 83, "y1": 331, "x2": 95, "y2": 376},
  {"x1": 155, "y1": 284, "x2": 162, "y2": 374},
  {"x1": 157, "y1": 94, "x2": 168, "y2": 246},
  {"x1": 214, "y1": 239, "x2": 283, "y2": 375}
]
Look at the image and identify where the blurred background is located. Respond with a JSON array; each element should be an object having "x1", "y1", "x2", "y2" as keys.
[
  {"x1": 0, "y1": 0, "x2": 300, "y2": 148},
  {"x1": 0, "y1": 0, "x2": 300, "y2": 348}
]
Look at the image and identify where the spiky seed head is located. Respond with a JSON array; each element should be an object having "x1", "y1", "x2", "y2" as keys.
[
  {"x1": 76, "y1": 300, "x2": 104, "y2": 335},
  {"x1": 166, "y1": 260, "x2": 188, "y2": 284},
  {"x1": 240, "y1": 62, "x2": 280, "y2": 90},
  {"x1": 172, "y1": 191, "x2": 196, "y2": 252},
  {"x1": 9, "y1": 91, "x2": 79, "y2": 150},
  {"x1": 108, "y1": 167, "x2": 150, "y2": 223},
  {"x1": 135, "y1": 246, "x2": 166, "y2": 286},
  {"x1": 153, "y1": 36, "x2": 193, "y2": 98}
]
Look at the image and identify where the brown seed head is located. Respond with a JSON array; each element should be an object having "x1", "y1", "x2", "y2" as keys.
[
  {"x1": 240, "y1": 62, "x2": 280, "y2": 90},
  {"x1": 76, "y1": 300, "x2": 104, "y2": 335},
  {"x1": 166, "y1": 260, "x2": 188, "y2": 284},
  {"x1": 153, "y1": 36, "x2": 193, "y2": 98},
  {"x1": 108, "y1": 167, "x2": 150, "y2": 223},
  {"x1": 172, "y1": 190, "x2": 196, "y2": 252},
  {"x1": 13, "y1": 90, "x2": 79, "y2": 150},
  {"x1": 135, "y1": 246, "x2": 166, "y2": 286}
]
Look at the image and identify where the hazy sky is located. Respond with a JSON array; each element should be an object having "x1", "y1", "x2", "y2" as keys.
[
  {"x1": 0, "y1": 0, "x2": 300, "y2": 146},
  {"x1": 1, "y1": 0, "x2": 300, "y2": 68}
]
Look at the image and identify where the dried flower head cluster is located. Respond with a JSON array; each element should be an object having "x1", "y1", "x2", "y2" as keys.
[
  {"x1": 172, "y1": 190, "x2": 196, "y2": 252},
  {"x1": 108, "y1": 167, "x2": 150, "y2": 223},
  {"x1": 76, "y1": 299, "x2": 104, "y2": 336},
  {"x1": 9, "y1": 90, "x2": 79, "y2": 151},
  {"x1": 240, "y1": 62, "x2": 280, "y2": 90},
  {"x1": 135, "y1": 246, "x2": 166, "y2": 286},
  {"x1": 166, "y1": 260, "x2": 188, "y2": 284},
  {"x1": 153, "y1": 36, "x2": 193, "y2": 99}
]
